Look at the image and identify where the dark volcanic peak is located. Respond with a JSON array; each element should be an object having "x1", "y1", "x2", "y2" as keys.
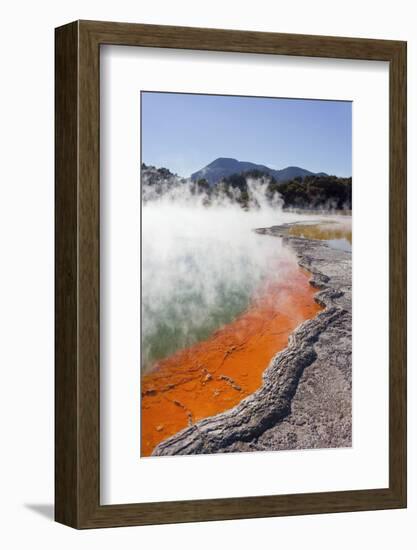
[{"x1": 191, "y1": 158, "x2": 327, "y2": 185}]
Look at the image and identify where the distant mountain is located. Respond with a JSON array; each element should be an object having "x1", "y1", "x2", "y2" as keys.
[
  {"x1": 191, "y1": 157, "x2": 327, "y2": 185},
  {"x1": 141, "y1": 162, "x2": 351, "y2": 211}
]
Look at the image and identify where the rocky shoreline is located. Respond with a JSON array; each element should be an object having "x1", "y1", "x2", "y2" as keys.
[{"x1": 152, "y1": 224, "x2": 352, "y2": 456}]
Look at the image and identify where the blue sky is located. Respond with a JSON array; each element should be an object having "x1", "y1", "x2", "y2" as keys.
[{"x1": 141, "y1": 92, "x2": 352, "y2": 178}]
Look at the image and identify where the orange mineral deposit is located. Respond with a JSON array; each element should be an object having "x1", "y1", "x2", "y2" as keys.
[{"x1": 141, "y1": 260, "x2": 322, "y2": 456}]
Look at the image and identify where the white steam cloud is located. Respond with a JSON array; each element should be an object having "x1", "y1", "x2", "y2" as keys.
[{"x1": 141, "y1": 178, "x2": 335, "y2": 372}]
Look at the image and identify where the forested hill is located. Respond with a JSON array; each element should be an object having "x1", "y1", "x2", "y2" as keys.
[
  {"x1": 219, "y1": 170, "x2": 352, "y2": 210},
  {"x1": 141, "y1": 163, "x2": 352, "y2": 211}
]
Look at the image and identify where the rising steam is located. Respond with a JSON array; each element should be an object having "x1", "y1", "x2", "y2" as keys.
[{"x1": 141, "y1": 176, "x2": 337, "y2": 372}]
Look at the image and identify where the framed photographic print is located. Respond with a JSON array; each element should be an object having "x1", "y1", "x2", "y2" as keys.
[{"x1": 55, "y1": 20, "x2": 406, "y2": 528}]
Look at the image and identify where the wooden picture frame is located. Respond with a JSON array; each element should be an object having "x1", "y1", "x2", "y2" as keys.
[{"x1": 55, "y1": 20, "x2": 407, "y2": 528}]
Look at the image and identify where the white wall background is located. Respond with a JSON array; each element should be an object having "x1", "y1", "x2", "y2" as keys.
[{"x1": 0, "y1": 0, "x2": 415, "y2": 547}]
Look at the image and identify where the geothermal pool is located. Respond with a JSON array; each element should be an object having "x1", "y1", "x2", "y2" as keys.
[{"x1": 141, "y1": 193, "x2": 351, "y2": 456}]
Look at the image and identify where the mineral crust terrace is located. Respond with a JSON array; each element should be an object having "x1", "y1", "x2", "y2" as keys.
[{"x1": 152, "y1": 224, "x2": 352, "y2": 455}]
